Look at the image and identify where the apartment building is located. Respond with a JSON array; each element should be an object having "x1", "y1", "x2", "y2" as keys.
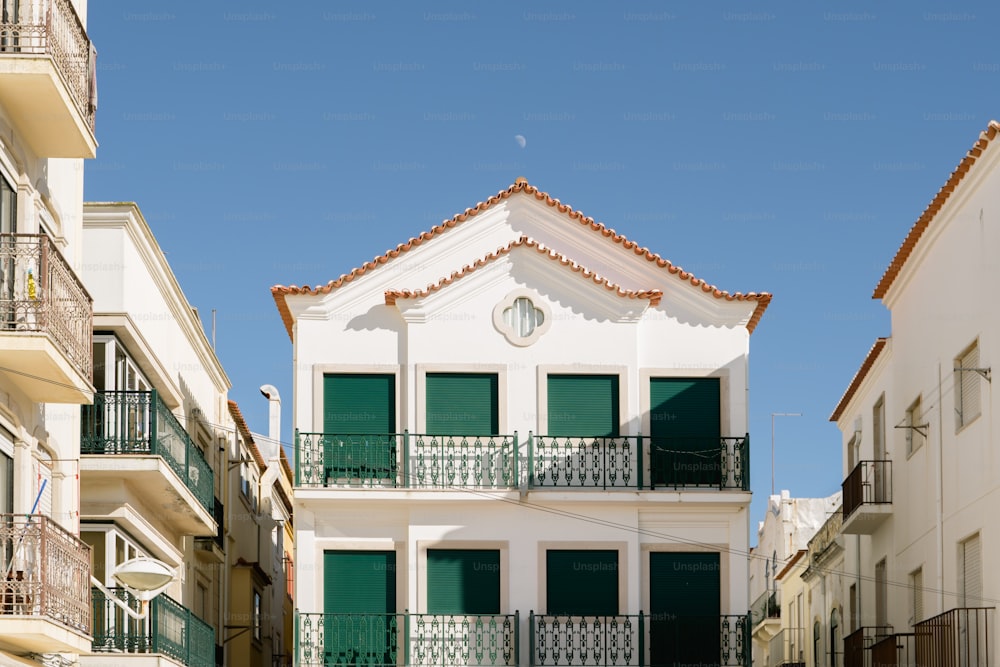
[{"x1": 273, "y1": 179, "x2": 771, "y2": 667}]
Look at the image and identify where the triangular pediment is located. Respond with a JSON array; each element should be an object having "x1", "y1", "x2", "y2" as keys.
[{"x1": 272, "y1": 180, "x2": 770, "y2": 339}]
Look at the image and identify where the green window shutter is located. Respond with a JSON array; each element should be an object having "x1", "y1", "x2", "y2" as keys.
[
  {"x1": 427, "y1": 549, "x2": 500, "y2": 614},
  {"x1": 324, "y1": 551, "x2": 397, "y2": 666},
  {"x1": 547, "y1": 375, "x2": 619, "y2": 437},
  {"x1": 323, "y1": 374, "x2": 395, "y2": 434},
  {"x1": 545, "y1": 550, "x2": 618, "y2": 615},
  {"x1": 324, "y1": 551, "x2": 396, "y2": 613},
  {"x1": 649, "y1": 378, "x2": 721, "y2": 486},
  {"x1": 649, "y1": 552, "x2": 720, "y2": 667},
  {"x1": 426, "y1": 374, "x2": 499, "y2": 435}
]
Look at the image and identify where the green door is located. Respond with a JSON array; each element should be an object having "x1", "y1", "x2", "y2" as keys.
[
  {"x1": 323, "y1": 551, "x2": 397, "y2": 666},
  {"x1": 546, "y1": 550, "x2": 618, "y2": 616},
  {"x1": 426, "y1": 374, "x2": 498, "y2": 434},
  {"x1": 547, "y1": 375, "x2": 619, "y2": 436},
  {"x1": 323, "y1": 374, "x2": 396, "y2": 482},
  {"x1": 427, "y1": 549, "x2": 501, "y2": 614},
  {"x1": 649, "y1": 552, "x2": 721, "y2": 667},
  {"x1": 649, "y1": 378, "x2": 721, "y2": 486}
]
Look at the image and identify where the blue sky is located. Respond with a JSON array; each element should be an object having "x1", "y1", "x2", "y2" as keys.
[{"x1": 83, "y1": 1, "x2": 1000, "y2": 536}]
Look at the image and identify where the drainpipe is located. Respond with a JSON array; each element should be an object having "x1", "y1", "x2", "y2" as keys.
[{"x1": 936, "y1": 363, "x2": 944, "y2": 611}]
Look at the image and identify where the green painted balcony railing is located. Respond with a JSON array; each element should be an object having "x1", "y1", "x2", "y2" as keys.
[
  {"x1": 80, "y1": 390, "x2": 214, "y2": 514},
  {"x1": 529, "y1": 612, "x2": 750, "y2": 667},
  {"x1": 294, "y1": 431, "x2": 749, "y2": 492},
  {"x1": 91, "y1": 587, "x2": 215, "y2": 667},
  {"x1": 295, "y1": 431, "x2": 519, "y2": 489},
  {"x1": 295, "y1": 611, "x2": 519, "y2": 667},
  {"x1": 529, "y1": 434, "x2": 749, "y2": 491}
]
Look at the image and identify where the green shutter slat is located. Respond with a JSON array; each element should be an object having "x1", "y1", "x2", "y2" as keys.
[
  {"x1": 427, "y1": 549, "x2": 501, "y2": 614},
  {"x1": 649, "y1": 552, "x2": 720, "y2": 667},
  {"x1": 649, "y1": 378, "x2": 721, "y2": 486},
  {"x1": 547, "y1": 375, "x2": 619, "y2": 437},
  {"x1": 324, "y1": 551, "x2": 396, "y2": 613},
  {"x1": 546, "y1": 550, "x2": 617, "y2": 615},
  {"x1": 324, "y1": 374, "x2": 395, "y2": 434},
  {"x1": 426, "y1": 374, "x2": 498, "y2": 435}
]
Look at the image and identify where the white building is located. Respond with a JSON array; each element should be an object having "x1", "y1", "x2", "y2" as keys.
[
  {"x1": 830, "y1": 120, "x2": 1000, "y2": 666},
  {"x1": 0, "y1": 0, "x2": 98, "y2": 663},
  {"x1": 749, "y1": 491, "x2": 840, "y2": 667},
  {"x1": 79, "y1": 201, "x2": 231, "y2": 667},
  {"x1": 273, "y1": 179, "x2": 771, "y2": 667}
]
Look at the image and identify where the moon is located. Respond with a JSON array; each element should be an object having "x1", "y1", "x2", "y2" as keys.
[{"x1": 514, "y1": 134, "x2": 527, "y2": 149}]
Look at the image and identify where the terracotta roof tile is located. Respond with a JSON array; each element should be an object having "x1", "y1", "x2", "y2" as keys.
[
  {"x1": 272, "y1": 180, "x2": 771, "y2": 339},
  {"x1": 384, "y1": 236, "x2": 663, "y2": 307},
  {"x1": 829, "y1": 337, "x2": 889, "y2": 422},
  {"x1": 873, "y1": 120, "x2": 1000, "y2": 299},
  {"x1": 227, "y1": 400, "x2": 267, "y2": 469}
]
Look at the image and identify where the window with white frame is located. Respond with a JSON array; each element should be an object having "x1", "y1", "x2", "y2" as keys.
[
  {"x1": 240, "y1": 460, "x2": 259, "y2": 513},
  {"x1": 955, "y1": 342, "x2": 982, "y2": 430},
  {"x1": 875, "y1": 558, "x2": 887, "y2": 627},
  {"x1": 910, "y1": 568, "x2": 923, "y2": 624},
  {"x1": 873, "y1": 396, "x2": 886, "y2": 460},
  {"x1": 960, "y1": 534, "x2": 982, "y2": 607},
  {"x1": 905, "y1": 396, "x2": 924, "y2": 455}
]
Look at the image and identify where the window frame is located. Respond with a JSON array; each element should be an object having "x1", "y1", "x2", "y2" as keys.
[
  {"x1": 905, "y1": 396, "x2": 925, "y2": 457},
  {"x1": 955, "y1": 341, "x2": 983, "y2": 431}
]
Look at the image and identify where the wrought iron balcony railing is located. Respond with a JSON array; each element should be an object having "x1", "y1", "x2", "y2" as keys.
[
  {"x1": 844, "y1": 626, "x2": 894, "y2": 667},
  {"x1": 296, "y1": 431, "x2": 519, "y2": 489},
  {"x1": 871, "y1": 632, "x2": 916, "y2": 667},
  {"x1": 530, "y1": 612, "x2": 750, "y2": 666},
  {"x1": 843, "y1": 460, "x2": 892, "y2": 520},
  {"x1": 768, "y1": 627, "x2": 806, "y2": 667},
  {"x1": 0, "y1": 233, "x2": 93, "y2": 380},
  {"x1": 92, "y1": 587, "x2": 215, "y2": 667},
  {"x1": 80, "y1": 390, "x2": 214, "y2": 514},
  {"x1": 913, "y1": 607, "x2": 994, "y2": 667},
  {"x1": 530, "y1": 435, "x2": 749, "y2": 490},
  {"x1": 0, "y1": 514, "x2": 91, "y2": 633},
  {"x1": 750, "y1": 589, "x2": 780, "y2": 627},
  {"x1": 0, "y1": 0, "x2": 96, "y2": 132},
  {"x1": 295, "y1": 431, "x2": 750, "y2": 491},
  {"x1": 295, "y1": 612, "x2": 518, "y2": 667}
]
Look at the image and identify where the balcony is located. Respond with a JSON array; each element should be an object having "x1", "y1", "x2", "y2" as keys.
[
  {"x1": 90, "y1": 587, "x2": 215, "y2": 667},
  {"x1": 0, "y1": 514, "x2": 92, "y2": 655},
  {"x1": 295, "y1": 431, "x2": 750, "y2": 492},
  {"x1": 768, "y1": 627, "x2": 806, "y2": 667},
  {"x1": 80, "y1": 390, "x2": 215, "y2": 535},
  {"x1": 750, "y1": 589, "x2": 780, "y2": 640},
  {"x1": 842, "y1": 460, "x2": 893, "y2": 534},
  {"x1": 0, "y1": 0, "x2": 96, "y2": 157},
  {"x1": 0, "y1": 233, "x2": 93, "y2": 403},
  {"x1": 296, "y1": 432, "x2": 519, "y2": 489},
  {"x1": 530, "y1": 612, "x2": 750, "y2": 666},
  {"x1": 844, "y1": 626, "x2": 894, "y2": 667},
  {"x1": 871, "y1": 633, "x2": 916, "y2": 667},
  {"x1": 913, "y1": 607, "x2": 994, "y2": 667},
  {"x1": 296, "y1": 612, "x2": 519, "y2": 667}
]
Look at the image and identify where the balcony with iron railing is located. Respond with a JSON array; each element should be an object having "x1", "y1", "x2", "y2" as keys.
[
  {"x1": 768, "y1": 627, "x2": 806, "y2": 667},
  {"x1": 913, "y1": 607, "x2": 994, "y2": 667},
  {"x1": 530, "y1": 612, "x2": 750, "y2": 666},
  {"x1": 844, "y1": 626, "x2": 894, "y2": 667},
  {"x1": 80, "y1": 390, "x2": 216, "y2": 536},
  {"x1": 296, "y1": 611, "x2": 749, "y2": 667},
  {"x1": 296, "y1": 611, "x2": 519, "y2": 667},
  {"x1": 0, "y1": 233, "x2": 93, "y2": 403},
  {"x1": 0, "y1": 514, "x2": 92, "y2": 654},
  {"x1": 750, "y1": 589, "x2": 781, "y2": 639},
  {"x1": 870, "y1": 632, "x2": 916, "y2": 667},
  {"x1": 295, "y1": 431, "x2": 749, "y2": 492},
  {"x1": 842, "y1": 460, "x2": 893, "y2": 534},
  {"x1": 0, "y1": 0, "x2": 97, "y2": 157},
  {"x1": 90, "y1": 586, "x2": 215, "y2": 667}
]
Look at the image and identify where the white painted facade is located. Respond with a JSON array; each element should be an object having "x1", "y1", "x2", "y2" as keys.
[
  {"x1": 749, "y1": 490, "x2": 840, "y2": 667},
  {"x1": 79, "y1": 202, "x2": 232, "y2": 667},
  {"x1": 0, "y1": 0, "x2": 98, "y2": 662},
  {"x1": 277, "y1": 181, "x2": 770, "y2": 667},
  {"x1": 831, "y1": 121, "x2": 1000, "y2": 665}
]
